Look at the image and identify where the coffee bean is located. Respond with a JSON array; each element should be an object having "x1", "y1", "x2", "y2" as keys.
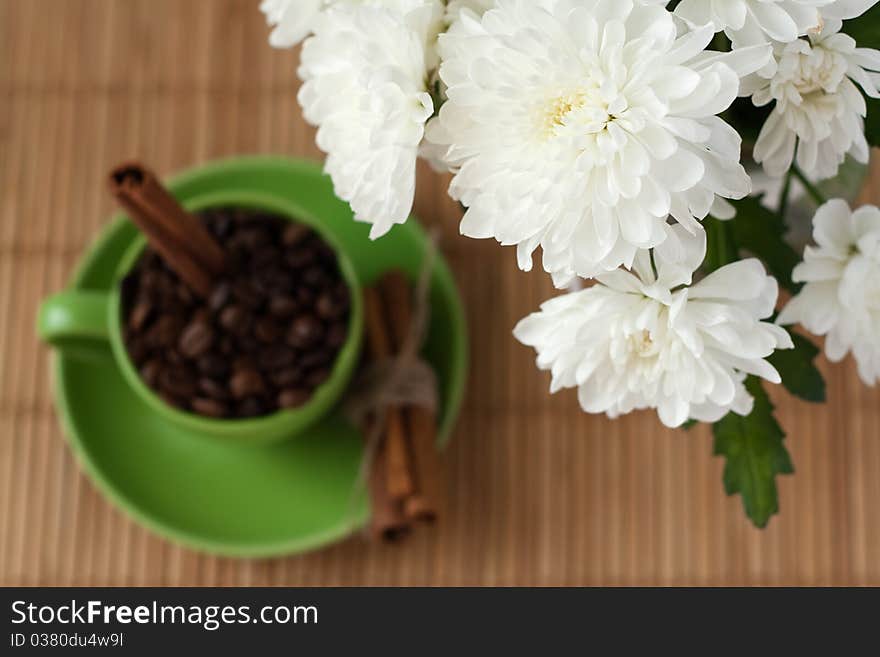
[
  {"x1": 282, "y1": 223, "x2": 312, "y2": 248},
  {"x1": 230, "y1": 369, "x2": 265, "y2": 400},
  {"x1": 139, "y1": 268, "x2": 163, "y2": 293},
  {"x1": 316, "y1": 242, "x2": 336, "y2": 263},
  {"x1": 325, "y1": 322, "x2": 347, "y2": 349},
  {"x1": 121, "y1": 272, "x2": 140, "y2": 304},
  {"x1": 287, "y1": 315, "x2": 322, "y2": 349},
  {"x1": 278, "y1": 388, "x2": 311, "y2": 409},
  {"x1": 126, "y1": 337, "x2": 149, "y2": 365},
  {"x1": 166, "y1": 349, "x2": 184, "y2": 365},
  {"x1": 259, "y1": 344, "x2": 296, "y2": 370},
  {"x1": 191, "y1": 397, "x2": 228, "y2": 418},
  {"x1": 272, "y1": 367, "x2": 304, "y2": 388},
  {"x1": 253, "y1": 246, "x2": 282, "y2": 269},
  {"x1": 197, "y1": 353, "x2": 229, "y2": 378},
  {"x1": 142, "y1": 251, "x2": 163, "y2": 270},
  {"x1": 159, "y1": 296, "x2": 186, "y2": 317},
  {"x1": 252, "y1": 269, "x2": 283, "y2": 297},
  {"x1": 315, "y1": 291, "x2": 343, "y2": 320},
  {"x1": 209, "y1": 282, "x2": 231, "y2": 312},
  {"x1": 233, "y1": 355, "x2": 256, "y2": 372},
  {"x1": 286, "y1": 248, "x2": 316, "y2": 269},
  {"x1": 233, "y1": 280, "x2": 264, "y2": 309},
  {"x1": 146, "y1": 315, "x2": 182, "y2": 348},
  {"x1": 159, "y1": 368, "x2": 197, "y2": 399},
  {"x1": 265, "y1": 270, "x2": 294, "y2": 294},
  {"x1": 140, "y1": 360, "x2": 162, "y2": 388},
  {"x1": 198, "y1": 377, "x2": 229, "y2": 401},
  {"x1": 334, "y1": 284, "x2": 350, "y2": 312},
  {"x1": 227, "y1": 247, "x2": 249, "y2": 270},
  {"x1": 177, "y1": 283, "x2": 195, "y2": 305},
  {"x1": 233, "y1": 208, "x2": 253, "y2": 223},
  {"x1": 219, "y1": 305, "x2": 251, "y2": 335},
  {"x1": 219, "y1": 337, "x2": 235, "y2": 356},
  {"x1": 191, "y1": 307, "x2": 211, "y2": 324},
  {"x1": 300, "y1": 349, "x2": 330, "y2": 371},
  {"x1": 238, "y1": 397, "x2": 265, "y2": 418},
  {"x1": 303, "y1": 266, "x2": 327, "y2": 288},
  {"x1": 269, "y1": 295, "x2": 298, "y2": 318},
  {"x1": 254, "y1": 317, "x2": 281, "y2": 344},
  {"x1": 237, "y1": 335, "x2": 260, "y2": 353},
  {"x1": 179, "y1": 320, "x2": 214, "y2": 359},
  {"x1": 238, "y1": 226, "x2": 271, "y2": 250},
  {"x1": 207, "y1": 213, "x2": 233, "y2": 240},
  {"x1": 160, "y1": 391, "x2": 186, "y2": 410},
  {"x1": 148, "y1": 273, "x2": 181, "y2": 311},
  {"x1": 306, "y1": 368, "x2": 331, "y2": 388},
  {"x1": 128, "y1": 300, "x2": 154, "y2": 332}
]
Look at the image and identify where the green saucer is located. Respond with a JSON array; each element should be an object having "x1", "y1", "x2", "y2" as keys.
[{"x1": 51, "y1": 156, "x2": 468, "y2": 558}]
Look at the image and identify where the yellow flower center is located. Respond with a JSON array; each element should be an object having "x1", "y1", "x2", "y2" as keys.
[
  {"x1": 544, "y1": 91, "x2": 587, "y2": 130},
  {"x1": 538, "y1": 86, "x2": 613, "y2": 142},
  {"x1": 630, "y1": 329, "x2": 655, "y2": 358}
]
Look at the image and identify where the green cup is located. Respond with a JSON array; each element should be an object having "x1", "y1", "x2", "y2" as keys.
[{"x1": 37, "y1": 190, "x2": 364, "y2": 445}]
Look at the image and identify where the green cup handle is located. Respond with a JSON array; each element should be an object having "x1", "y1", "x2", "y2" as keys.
[{"x1": 38, "y1": 290, "x2": 111, "y2": 355}]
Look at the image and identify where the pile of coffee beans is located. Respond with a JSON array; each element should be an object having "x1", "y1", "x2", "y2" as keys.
[{"x1": 121, "y1": 208, "x2": 351, "y2": 419}]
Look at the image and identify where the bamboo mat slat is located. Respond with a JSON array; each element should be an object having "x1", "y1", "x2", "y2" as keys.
[{"x1": 1, "y1": 0, "x2": 879, "y2": 586}]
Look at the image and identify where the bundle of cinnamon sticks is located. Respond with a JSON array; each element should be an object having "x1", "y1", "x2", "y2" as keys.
[{"x1": 363, "y1": 273, "x2": 445, "y2": 542}]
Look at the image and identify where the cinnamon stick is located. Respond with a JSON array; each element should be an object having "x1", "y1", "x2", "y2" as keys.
[
  {"x1": 109, "y1": 162, "x2": 226, "y2": 297},
  {"x1": 378, "y1": 272, "x2": 443, "y2": 523},
  {"x1": 363, "y1": 286, "x2": 416, "y2": 534},
  {"x1": 366, "y1": 432, "x2": 410, "y2": 542},
  {"x1": 404, "y1": 410, "x2": 443, "y2": 523}
]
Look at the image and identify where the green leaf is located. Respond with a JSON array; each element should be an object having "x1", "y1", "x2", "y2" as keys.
[
  {"x1": 866, "y1": 96, "x2": 880, "y2": 149},
  {"x1": 843, "y1": 5, "x2": 880, "y2": 50},
  {"x1": 767, "y1": 330, "x2": 826, "y2": 403},
  {"x1": 844, "y1": 6, "x2": 880, "y2": 147},
  {"x1": 703, "y1": 216, "x2": 739, "y2": 271},
  {"x1": 724, "y1": 196, "x2": 802, "y2": 294},
  {"x1": 713, "y1": 378, "x2": 794, "y2": 528},
  {"x1": 725, "y1": 96, "x2": 771, "y2": 145}
]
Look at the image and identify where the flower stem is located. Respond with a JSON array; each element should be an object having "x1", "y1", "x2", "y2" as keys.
[
  {"x1": 791, "y1": 166, "x2": 827, "y2": 207},
  {"x1": 649, "y1": 248, "x2": 659, "y2": 280},
  {"x1": 704, "y1": 217, "x2": 738, "y2": 271},
  {"x1": 778, "y1": 169, "x2": 793, "y2": 220}
]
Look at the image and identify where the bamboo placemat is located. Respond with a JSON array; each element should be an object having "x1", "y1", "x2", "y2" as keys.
[{"x1": 1, "y1": 0, "x2": 879, "y2": 586}]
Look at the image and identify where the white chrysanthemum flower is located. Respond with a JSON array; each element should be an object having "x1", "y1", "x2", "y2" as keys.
[
  {"x1": 427, "y1": 0, "x2": 770, "y2": 285},
  {"x1": 261, "y1": 0, "x2": 443, "y2": 49},
  {"x1": 746, "y1": 19, "x2": 880, "y2": 180},
  {"x1": 821, "y1": 0, "x2": 880, "y2": 20},
  {"x1": 778, "y1": 200, "x2": 880, "y2": 384},
  {"x1": 673, "y1": 0, "x2": 878, "y2": 46},
  {"x1": 515, "y1": 225, "x2": 793, "y2": 428},
  {"x1": 260, "y1": 0, "x2": 325, "y2": 48},
  {"x1": 298, "y1": 2, "x2": 443, "y2": 238},
  {"x1": 445, "y1": 0, "x2": 494, "y2": 21}
]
